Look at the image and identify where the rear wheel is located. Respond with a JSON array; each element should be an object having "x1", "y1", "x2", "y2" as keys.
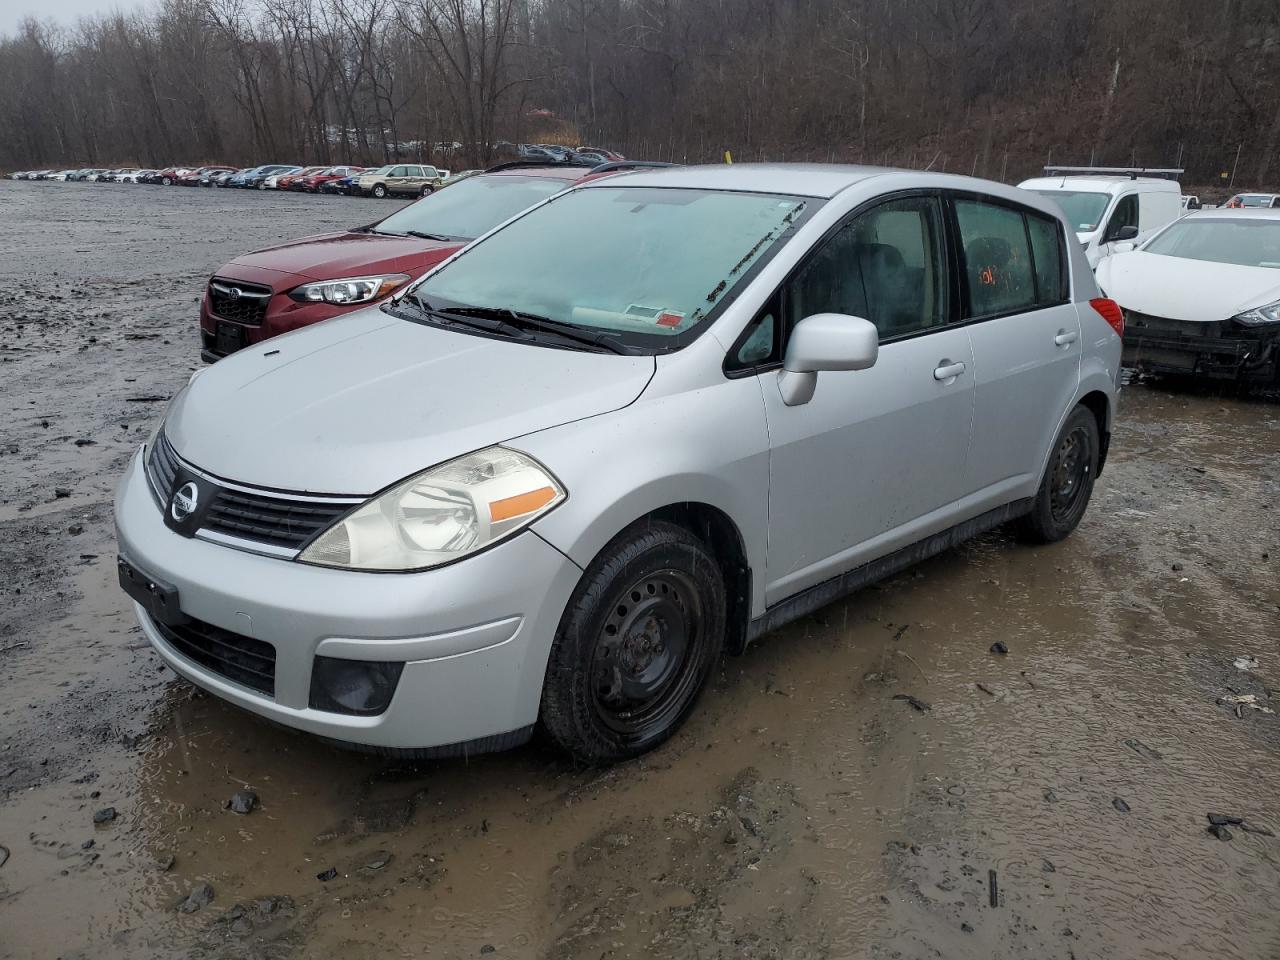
[
  {"x1": 541, "y1": 521, "x2": 725, "y2": 764},
  {"x1": 1016, "y1": 405, "x2": 1099, "y2": 543},
  {"x1": 419, "y1": 184, "x2": 434, "y2": 198},
  {"x1": 161, "y1": 176, "x2": 172, "y2": 186}
]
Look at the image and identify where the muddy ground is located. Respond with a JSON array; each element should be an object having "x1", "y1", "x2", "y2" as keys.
[{"x1": 1, "y1": 180, "x2": 1278, "y2": 960}]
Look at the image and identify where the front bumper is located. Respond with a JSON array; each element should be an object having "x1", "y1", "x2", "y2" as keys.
[
  {"x1": 115, "y1": 450, "x2": 583, "y2": 751},
  {"x1": 198, "y1": 274, "x2": 363, "y2": 361},
  {"x1": 1122, "y1": 315, "x2": 1280, "y2": 383}
]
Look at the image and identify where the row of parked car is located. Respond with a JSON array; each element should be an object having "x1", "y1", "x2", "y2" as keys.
[
  {"x1": 10, "y1": 163, "x2": 465, "y2": 196},
  {"x1": 7, "y1": 146, "x2": 625, "y2": 198}
]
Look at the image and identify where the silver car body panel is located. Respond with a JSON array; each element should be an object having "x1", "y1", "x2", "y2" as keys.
[{"x1": 117, "y1": 164, "x2": 1118, "y2": 750}]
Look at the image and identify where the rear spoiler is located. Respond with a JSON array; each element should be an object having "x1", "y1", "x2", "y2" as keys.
[{"x1": 1043, "y1": 165, "x2": 1183, "y2": 181}]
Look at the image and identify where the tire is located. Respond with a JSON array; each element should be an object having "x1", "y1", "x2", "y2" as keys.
[
  {"x1": 372, "y1": 183, "x2": 387, "y2": 198},
  {"x1": 419, "y1": 184, "x2": 434, "y2": 198},
  {"x1": 540, "y1": 520, "x2": 726, "y2": 764},
  {"x1": 1016, "y1": 405, "x2": 1100, "y2": 544},
  {"x1": 161, "y1": 176, "x2": 172, "y2": 186}
]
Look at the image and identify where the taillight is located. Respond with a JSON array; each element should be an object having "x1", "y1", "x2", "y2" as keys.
[{"x1": 1091, "y1": 297, "x2": 1124, "y2": 337}]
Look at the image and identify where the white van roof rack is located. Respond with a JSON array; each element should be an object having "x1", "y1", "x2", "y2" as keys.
[{"x1": 1042, "y1": 165, "x2": 1183, "y2": 181}]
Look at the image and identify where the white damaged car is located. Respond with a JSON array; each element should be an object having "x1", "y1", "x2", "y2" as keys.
[{"x1": 1098, "y1": 208, "x2": 1280, "y2": 386}]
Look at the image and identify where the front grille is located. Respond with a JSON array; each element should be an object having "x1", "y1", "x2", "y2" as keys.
[
  {"x1": 146, "y1": 432, "x2": 181, "y2": 502},
  {"x1": 146, "y1": 430, "x2": 357, "y2": 552},
  {"x1": 153, "y1": 616, "x2": 276, "y2": 696},
  {"x1": 208, "y1": 279, "x2": 272, "y2": 325},
  {"x1": 203, "y1": 488, "x2": 351, "y2": 550}
]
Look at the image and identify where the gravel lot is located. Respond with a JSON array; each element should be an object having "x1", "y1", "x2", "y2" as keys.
[{"x1": 1, "y1": 180, "x2": 1278, "y2": 960}]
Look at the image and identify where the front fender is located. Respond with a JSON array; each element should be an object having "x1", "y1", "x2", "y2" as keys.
[{"x1": 513, "y1": 376, "x2": 771, "y2": 617}]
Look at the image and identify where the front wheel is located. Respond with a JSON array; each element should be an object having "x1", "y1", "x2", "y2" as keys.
[
  {"x1": 1016, "y1": 405, "x2": 1099, "y2": 543},
  {"x1": 540, "y1": 521, "x2": 726, "y2": 764},
  {"x1": 371, "y1": 183, "x2": 387, "y2": 198}
]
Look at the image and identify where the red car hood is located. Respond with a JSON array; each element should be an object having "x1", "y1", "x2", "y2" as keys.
[{"x1": 224, "y1": 231, "x2": 462, "y2": 283}]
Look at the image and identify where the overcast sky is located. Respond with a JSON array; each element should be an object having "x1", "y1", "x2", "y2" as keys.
[{"x1": 2, "y1": 0, "x2": 147, "y2": 36}]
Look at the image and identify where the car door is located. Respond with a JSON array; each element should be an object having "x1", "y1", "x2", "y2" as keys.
[
  {"x1": 742, "y1": 193, "x2": 976, "y2": 605},
  {"x1": 398, "y1": 165, "x2": 422, "y2": 193},
  {"x1": 386, "y1": 165, "x2": 408, "y2": 191},
  {"x1": 954, "y1": 195, "x2": 1081, "y2": 504}
]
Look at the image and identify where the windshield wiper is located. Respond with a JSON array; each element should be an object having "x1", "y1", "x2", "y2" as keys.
[
  {"x1": 399, "y1": 293, "x2": 529, "y2": 339},
  {"x1": 445, "y1": 305, "x2": 632, "y2": 355},
  {"x1": 405, "y1": 230, "x2": 463, "y2": 242}
]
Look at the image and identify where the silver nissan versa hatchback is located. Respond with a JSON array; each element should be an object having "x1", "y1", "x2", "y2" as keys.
[{"x1": 115, "y1": 164, "x2": 1122, "y2": 763}]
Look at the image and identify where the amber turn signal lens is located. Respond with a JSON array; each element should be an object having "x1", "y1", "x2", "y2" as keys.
[{"x1": 489, "y1": 486, "x2": 558, "y2": 523}]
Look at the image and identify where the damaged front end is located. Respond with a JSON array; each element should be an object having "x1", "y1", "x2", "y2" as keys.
[{"x1": 1121, "y1": 310, "x2": 1280, "y2": 384}]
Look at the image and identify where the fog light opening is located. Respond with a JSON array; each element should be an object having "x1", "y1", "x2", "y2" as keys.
[{"x1": 309, "y1": 656, "x2": 405, "y2": 716}]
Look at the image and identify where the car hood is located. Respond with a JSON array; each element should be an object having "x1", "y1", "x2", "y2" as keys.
[
  {"x1": 226, "y1": 231, "x2": 461, "y2": 281},
  {"x1": 165, "y1": 308, "x2": 656, "y2": 494},
  {"x1": 1097, "y1": 251, "x2": 1280, "y2": 322}
]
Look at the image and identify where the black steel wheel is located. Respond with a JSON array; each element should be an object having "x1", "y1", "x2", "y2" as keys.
[
  {"x1": 541, "y1": 520, "x2": 725, "y2": 763},
  {"x1": 1017, "y1": 405, "x2": 1100, "y2": 543}
]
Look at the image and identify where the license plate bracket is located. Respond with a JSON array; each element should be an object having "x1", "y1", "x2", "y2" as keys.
[
  {"x1": 117, "y1": 556, "x2": 188, "y2": 627},
  {"x1": 215, "y1": 321, "x2": 246, "y2": 356}
]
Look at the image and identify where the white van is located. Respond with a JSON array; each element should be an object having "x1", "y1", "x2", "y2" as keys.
[{"x1": 1018, "y1": 166, "x2": 1183, "y2": 269}]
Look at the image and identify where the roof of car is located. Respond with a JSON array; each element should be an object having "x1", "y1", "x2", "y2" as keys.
[
  {"x1": 1185, "y1": 207, "x2": 1280, "y2": 221},
  {"x1": 580, "y1": 163, "x2": 897, "y2": 197},
  {"x1": 1019, "y1": 175, "x2": 1180, "y2": 191},
  {"x1": 485, "y1": 164, "x2": 599, "y2": 182}
]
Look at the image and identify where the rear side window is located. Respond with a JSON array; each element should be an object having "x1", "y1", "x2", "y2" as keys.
[{"x1": 955, "y1": 200, "x2": 1036, "y2": 317}]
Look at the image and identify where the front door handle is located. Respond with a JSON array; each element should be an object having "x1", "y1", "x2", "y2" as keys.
[
  {"x1": 1055, "y1": 330, "x2": 1079, "y2": 346},
  {"x1": 933, "y1": 360, "x2": 966, "y2": 381}
]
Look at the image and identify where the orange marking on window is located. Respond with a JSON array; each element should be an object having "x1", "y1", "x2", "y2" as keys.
[{"x1": 979, "y1": 266, "x2": 998, "y2": 286}]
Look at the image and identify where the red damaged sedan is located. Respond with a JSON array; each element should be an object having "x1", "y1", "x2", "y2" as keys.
[{"x1": 199, "y1": 163, "x2": 642, "y2": 360}]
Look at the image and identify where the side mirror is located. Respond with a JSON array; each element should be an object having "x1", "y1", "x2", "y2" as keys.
[
  {"x1": 1108, "y1": 224, "x2": 1139, "y2": 243},
  {"x1": 777, "y1": 313, "x2": 878, "y2": 406}
]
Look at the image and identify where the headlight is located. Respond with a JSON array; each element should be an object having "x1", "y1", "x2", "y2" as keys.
[
  {"x1": 289, "y1": 274, "x2": 410, "y2": 306},
  {"x1": 298, "y1": 446, "x2": 565, "y2": 571},
  {"x1": 1234, "y1": 300, "x2": 1280, "y2": 326}
]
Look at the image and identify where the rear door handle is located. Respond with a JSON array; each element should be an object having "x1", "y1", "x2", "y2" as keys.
[
  {"x1": 1055, "y1": 330, "x2": 1079, "y2": 346},
  {"x1": 933, "y1": 360, "x2": 966, "y2": 381}
]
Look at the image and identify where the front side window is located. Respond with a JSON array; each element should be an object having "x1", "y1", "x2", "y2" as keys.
[
  {"x1": 955, "y1": 199, "x2": 1037, "y2": 317},
  {"x1": 390, "y1": 166, "x2": 407, "y2": 177},
  {"x1": 408, "y1": 186, "x2": 811, "y2": 352},
  {"x1": 785, "y1": 196, "x2": 947, "y2": 340},
  {"x1": 1105, "y1": 194, "x2": 1138, "y2": 238}
]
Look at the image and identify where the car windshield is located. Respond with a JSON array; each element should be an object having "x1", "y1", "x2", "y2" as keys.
[
  {"x1": 375, "y1": 175, "x2": 572, "y2": 240},
  {"x1": 1030, "y1": 190, "x2": 1111, "y2": 232},
  {"x1": 407, "y1": 185, "x2": 811, "y2": 349},
  {"x1": 1143, "y1": 218, "x2": 1280, "y2": 268}
]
